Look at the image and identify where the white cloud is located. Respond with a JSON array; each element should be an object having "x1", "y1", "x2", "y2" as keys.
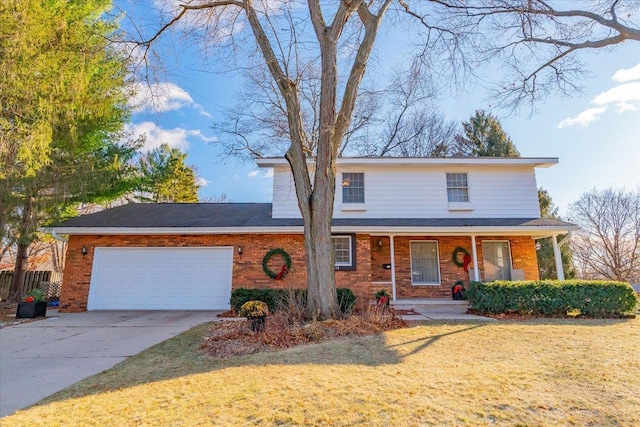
[
  {"x1": 196, "y1": 177, "x2": 211, "y2": 187},
  {"x1": 616, "y1": 102, "x2": 638, "y2": 113},
  {"x1": 558, "y1": 73, "x2": 640, "y2": 128},
  {"x1": 591, "y1": 81, "x2": 640, "y2": 106},
  {"x1": 557, "y1": 107, "x2": 607, "y2": 129},
  {"x1": 247, "y1": 169, "x2": 274, "y2": 179},
  {"x1": 189, "y1": 129, "x2": 218, "y2": 143},
  {"x1": 612, "y1": 63, "x2": 640, "y2": 83},
  {"x1": 129, "y1": 82, "x2": 211, "y2": 117},
  {"x1": 125, "y1": 122, "x2": 216, "y2": 152}
]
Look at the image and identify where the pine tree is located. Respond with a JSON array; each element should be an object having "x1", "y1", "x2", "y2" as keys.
[
  {"x1": 138, "y1": 144, "x2": 200, "y2": 203},
  {"x1": 456, "y1": 110, "x2": 521, "y2": 157}
]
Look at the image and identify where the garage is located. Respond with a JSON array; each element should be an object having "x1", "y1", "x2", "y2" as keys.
[{"x1": 87, "y1": 247, "x2": 233, "y2": 310}]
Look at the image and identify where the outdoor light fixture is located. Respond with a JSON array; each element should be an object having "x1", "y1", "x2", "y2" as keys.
[
  {"x1": 237, "y1": 246, "x2": 243, "y2": 255},
  {"x1": 377, "y1": 239, "x2": 383, "y2": 248},
  {"x1": 81, "y1": 245, "x2": 88, "y2": 257},
  {"x1": 535, "y1": 242, "x2": 542, "y2": 251}
]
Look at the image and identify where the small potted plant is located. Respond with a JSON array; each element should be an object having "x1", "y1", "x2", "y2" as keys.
[
  {"x1": 375, "y1": 289, "x2": 390, "y2": 306},
  {"x1": 16, "y1": 289, "x2": 47, "y2": 319},
  {"x1": 240, "y1": 300, "x2": 269, "y2": 332},
  {"x1": 452, "y1": 280, "x2": 466, "y2": 300}
]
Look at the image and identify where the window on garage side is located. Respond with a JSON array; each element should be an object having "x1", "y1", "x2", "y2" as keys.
[
  {"x1": 446, "y1": 173, "x2": 469, "y2": 202},
  {"x1": 410, "y1": 241, "x2": 440, "y2": 285},
  {"x1": 332, "y1": 234, "x2": 356, "y2": 271},
  {"x1": 342, "y1": 173, "x2": 365, "y2": 204},
  {"x1": 482, "y1": 241, "x2": 512, "y2": 281}
]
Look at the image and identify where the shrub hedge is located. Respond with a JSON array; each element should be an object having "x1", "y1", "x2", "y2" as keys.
[
  {"x1": 230, "y1": 288, "x2": 356, "y2": 314},
  {"x1": 466, "y1": 280, "x2": 638, "y2": 317}
]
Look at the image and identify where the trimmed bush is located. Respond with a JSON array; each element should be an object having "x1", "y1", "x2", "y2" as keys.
[
  {"x1": 230, "y1": 287, "x2": 357, "y2": 314},
  {"x1": 466, "y1": 280, "x2": 638, "y2": 317},
  {"x1": 337, "y1": 288, "x2": 356, "y2": 313},
  {"x1": 230, "y1": 288, "x2": 278, "y2": 312}
]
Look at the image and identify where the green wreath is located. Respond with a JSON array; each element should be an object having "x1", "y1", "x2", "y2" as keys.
[
  {"x1": 262, "y1": 248, "x2": 292, "y2": 280},
  {"x1": 452, "y1": 246, "x2": 471, "y2": 268}
]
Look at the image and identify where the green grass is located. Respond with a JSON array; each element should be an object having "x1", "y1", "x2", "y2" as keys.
[{"x1": 3, "y1": 318, "x2": 640, "y2": 426}]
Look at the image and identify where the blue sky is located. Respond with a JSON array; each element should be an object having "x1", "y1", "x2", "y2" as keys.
[{"x1": 120, "y1": 2, "x2": 640, "y2": 217}]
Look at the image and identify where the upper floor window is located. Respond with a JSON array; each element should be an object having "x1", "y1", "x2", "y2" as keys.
[
  {"x1": 342, "y1": 173, "x2": 364, "y2": 204},
  {"x1": 446, "y1": 173, "x2": 469, "y2": 202}
]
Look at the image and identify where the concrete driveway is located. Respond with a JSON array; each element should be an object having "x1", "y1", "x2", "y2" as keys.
[{"x1": 0, "y1": 310, "x2": 223, "y2": 417}]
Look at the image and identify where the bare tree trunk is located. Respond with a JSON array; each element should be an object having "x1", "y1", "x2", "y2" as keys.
[
  {"x1": 52, "y1": 240, "x2": 67, "y2": 273},
  {"x1": 9, "y1": 242, "x2": 28, "y2": 301},
  {"x1": 9, "y1": 195, "x2": 33, "y2": 302}
]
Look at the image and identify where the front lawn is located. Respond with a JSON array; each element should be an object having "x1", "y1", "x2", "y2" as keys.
[{"x1": 3, "y1": 318, "x2": 639, "y2": 426}]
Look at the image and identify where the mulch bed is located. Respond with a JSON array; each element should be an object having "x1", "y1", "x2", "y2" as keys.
[{"x1": 200, "y1": 311, "x2": 407, "y2": 359}]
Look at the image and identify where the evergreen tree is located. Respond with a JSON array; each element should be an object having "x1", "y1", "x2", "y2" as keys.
[
  {"x1": 138, "y1": 144, "x2": 200, "y2": 203},
  {"x1": 0, "y1": 0, "x2": 137, "y2": 300},
  {"x1": 456, "y1": 110, "x2": 521, "y2": 157}
]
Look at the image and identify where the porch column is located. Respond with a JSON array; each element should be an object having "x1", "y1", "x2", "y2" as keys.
[
  {"x1": 390, "y1": 235, "x2": 397, "y2": 301},
  {"x1": 470, "y1": 235, "x2": 480, "y2": 282},
  {"x1": 552, "y1": 234, "x2": 565, "y2": 280}
]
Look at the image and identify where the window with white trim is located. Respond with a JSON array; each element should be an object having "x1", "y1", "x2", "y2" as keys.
[
  {"x1": 410, "y1": 241, "x2": 440, "y2": 285},
  {"x1": 342, "y1": 173, "x2": 364, "y2": 204},
  {"x1": 332, "y1": 235, "x2": 356, "y2": 270},
  {"x1": 482, "y1": 241, "x2": 512, "y2": 281},
  {"x1": 446, "y1": 173, "x2": 469, "y2": 202}
]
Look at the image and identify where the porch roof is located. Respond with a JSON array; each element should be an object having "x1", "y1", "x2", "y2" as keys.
[{"x1": 48, "y1": 203, "x2": 576, "y2": 237}]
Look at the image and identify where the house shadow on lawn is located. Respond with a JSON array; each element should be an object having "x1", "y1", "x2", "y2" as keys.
[{"x1": 37, "y1": 321, "x2": 486, "y2": 406}]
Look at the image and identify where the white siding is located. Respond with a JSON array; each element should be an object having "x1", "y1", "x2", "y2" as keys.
[{"x1": 271, "y1": 164, "x2": 541, "y2": 219}]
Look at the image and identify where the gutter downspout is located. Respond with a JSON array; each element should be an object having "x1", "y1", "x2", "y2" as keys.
[
  {"x1": 471, "y1": 235, "x2": 480, "y2": 282},
  {"x1": 43, "y1": 228, "x2": 68, "y2": 243},
  {"x1": 390, "y1": 235, "x2": 397, "y2": 302}
]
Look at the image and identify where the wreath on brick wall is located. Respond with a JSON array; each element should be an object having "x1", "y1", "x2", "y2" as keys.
[
  {"x1": 452, "y1": 246, "x2": 472, "y2": 272},
  {"x1": 262, "y1": 248, "x2": 292, "y2": 280}
]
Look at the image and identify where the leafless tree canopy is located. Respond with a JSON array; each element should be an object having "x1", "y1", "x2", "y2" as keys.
[
  {"x1": 569, "y1": 188, "x2": 640, "y2": 283},
  {"x1": 406, "y1": 0, "x2": 640, "y2": 112}
]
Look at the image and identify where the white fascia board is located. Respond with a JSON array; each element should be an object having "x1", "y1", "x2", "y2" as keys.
[
  {"x1": 332, "y1": 225, "x2": 578, "y2": 236},
  {"x1": 48, "y1": 227, "x2": 305, "y2": 235},
  {"x1": 50, "y1": 224, "x2": 576, "y2": 237},
  {"x1": 255, "y1": 157, "x2": 559, "y2": 168}
]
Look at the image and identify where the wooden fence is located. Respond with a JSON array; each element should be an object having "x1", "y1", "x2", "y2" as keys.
[{"x1": 0, "y1": 271, "x2": 63, "y2": 301}]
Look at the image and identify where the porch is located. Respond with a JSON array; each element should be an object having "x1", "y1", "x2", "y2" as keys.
[{"x1": 368, "y1": 231, "x2": 571, "y2": 303}]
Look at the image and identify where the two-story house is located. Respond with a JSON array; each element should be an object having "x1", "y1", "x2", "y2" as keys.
[{"x1": 50, "y1": 157, "x2": 576, "y2": 312}]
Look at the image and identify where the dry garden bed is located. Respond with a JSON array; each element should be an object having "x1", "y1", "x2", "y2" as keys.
[{"x1": 202, "y1": 309, "x2": 407, "y2": 359}]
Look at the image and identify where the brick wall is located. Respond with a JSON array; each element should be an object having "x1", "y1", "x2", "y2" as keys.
[
  {"x1": 60, "y1": 232, "x2": 539, "y2": 312},
  {"x1": 60, "y1": 233, "x2": 372, "y2": 312}
]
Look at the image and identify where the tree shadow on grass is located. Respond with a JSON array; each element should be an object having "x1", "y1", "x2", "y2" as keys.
[
  {"x1": 33, "y1": 317, "x2": 634, "y2": 408},
  {"x1": 36, "y1": 321, "x2": 489, "y2": 406},
  {"x1": 387, "y1": 323, "x2": 487, "y2": 357}
]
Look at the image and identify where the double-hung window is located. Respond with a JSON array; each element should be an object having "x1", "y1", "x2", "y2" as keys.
[
  {"x1": 482, "y1": 241, "x2": 512, "y2": 281},
  {"x1": 446, "y1": 173, "x2": 469, "y2": 202},
  {"x1": 342, "y1": 173, "x2": 364, "y2": 204},
  {"x1": 410, "y1": 241, "x2": 441, "y2": 285},
  {"x1": 332, "y1": 234, "x2": 356, "y2": 270}
]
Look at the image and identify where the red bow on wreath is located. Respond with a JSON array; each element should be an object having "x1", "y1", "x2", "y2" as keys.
[
  {"x1": 275, "y1": 264, "x2": 288, "y2": 280},
  {"x1": 463, "y1": 253, "x2": 472, "y2": 272}
]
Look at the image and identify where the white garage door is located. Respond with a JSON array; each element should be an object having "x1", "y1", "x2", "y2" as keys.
[{"x1": 88, "y1": 247, "x2": 233, "y2": 310}]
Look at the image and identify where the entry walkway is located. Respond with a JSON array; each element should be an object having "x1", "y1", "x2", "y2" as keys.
[{"x1": 397, "y1": 309, "x2": 497, "y2": 321}]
